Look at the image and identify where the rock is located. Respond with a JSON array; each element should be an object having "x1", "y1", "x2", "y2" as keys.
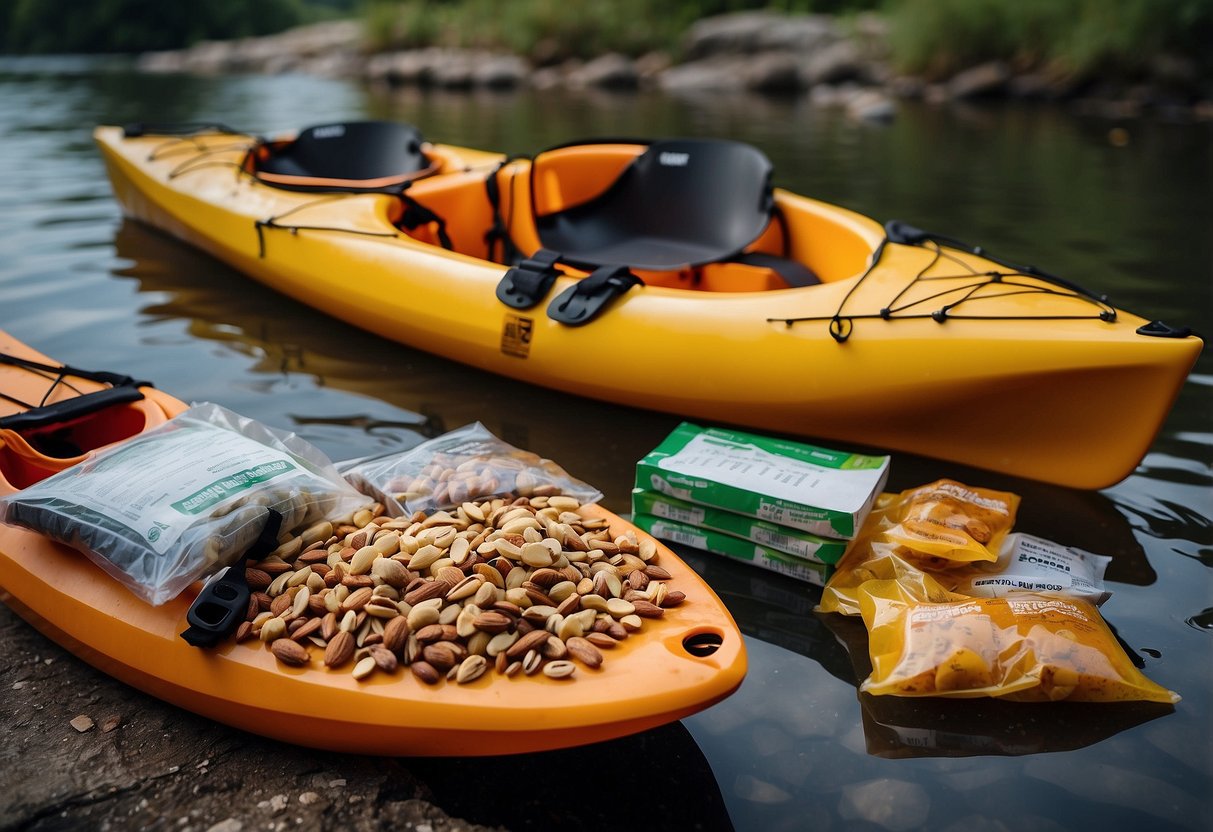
[
  {"x1": 205, "y1": 820, "x2": 242, "y2": 832},
  {"x1": 69, "y1": 714, "x2": 94, "y2": 732},
  {"x1": 682, "y1": 11, "x2": 839, "y2": 59},
  {"x1": 846, "y1": 89, "x2": 896, "y2": 122},
  {"x1": 427, "y1": 49, "x2": 477, "y2": 88},
  {"x1": 567, "y1": 53, "x2": 639, "y2": 90},
  {"x1": 658, "y1": 58, "x2": 749, "y2": 93},
  {"x1": 472, "y1": 54, "x2": 529, "y2": 89},
  {"x1": 634, "y1": 51, "x2": 672, "y2": 84},
  {"x1": 744, "y1": 53, "x2": 803, "y2": 92},
  {"x1": 947, "y1": 61, "x2": 1012, "y2": 99},
  {"x1": 802, "y1": 39, "x2": 866, "y2": 87}
]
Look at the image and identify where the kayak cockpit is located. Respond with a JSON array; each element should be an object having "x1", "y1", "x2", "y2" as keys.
[{"x1": 397, "y1": 139, "x2": 883, "y2": 294}]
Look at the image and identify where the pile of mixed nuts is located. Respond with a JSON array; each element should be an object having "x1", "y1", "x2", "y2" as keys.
[{"x1": 236, "y1": 494, "x2": 686, "y2": 685}]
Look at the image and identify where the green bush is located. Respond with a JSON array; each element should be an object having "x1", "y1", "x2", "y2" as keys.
[{"x1": 884, "y1": 0, "x2": 1213, "y2": 80}]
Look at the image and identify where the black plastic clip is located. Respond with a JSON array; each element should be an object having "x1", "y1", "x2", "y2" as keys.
[
  {"x1": 1136, "y1": 320, "x2": 1192, "y2": 338},
  {"x1": 884, "y1": 220, "x2": 929, "y2": 245},
  {"x1": 181, "y1": 508, "x2": 283, "y2": 648},
  {"x1": 496, "y1": 249, "x2": 563, "y2": 309},
  {"x1": 547, "y1": 265, "x2": 642, "y2": 326}
]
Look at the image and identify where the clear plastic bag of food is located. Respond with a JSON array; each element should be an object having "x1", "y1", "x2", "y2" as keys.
[
  {"x1": 339, "y1": 422, "x2": 602, "y2": 515},
  {"x1": 817, "y1": 533, "x2": 964, "y2": 616},
  {"x1": 0, "y1": 403, "x2": 370, "y2": 605},
  {"x1": 819, "y1": 530, "x2": 1112, "y2": 616},
  {"x1": 857, "y1": 580, "x2": 1179, "y2": 703},
  {"x1": 878, "y1": 479, "x2": 1020, "y2": 565}
]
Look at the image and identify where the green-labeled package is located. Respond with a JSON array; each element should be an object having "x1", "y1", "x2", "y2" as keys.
[
  {"x1": 632, "y1": 488, "x2": 848, "y2": 565},
  {"x1": 635, "y1": 422, "x2": 889, "y2": 539},
  {"x1": 633, "y1": 513, "x2": 830, "y2": 587}
]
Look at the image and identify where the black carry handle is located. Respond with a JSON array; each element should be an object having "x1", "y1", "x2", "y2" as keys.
[
  {"x1": 0, "y1": 386, "x2": 146, "y2": 432},
  {"x1": 181, "y1": 509, "x2": 283, "y2": 648}
]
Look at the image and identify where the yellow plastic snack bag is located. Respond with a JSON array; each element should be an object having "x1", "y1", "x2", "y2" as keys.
[
  {"x1": 817, "y1": 534, "x2": 964, "y2": 616},
  {"x1": 857, "y1": 581, "x2": 1179, "y2": 703},
  {"x1": 880, "y1": 479, "x2": 1020, "y2": 564}
]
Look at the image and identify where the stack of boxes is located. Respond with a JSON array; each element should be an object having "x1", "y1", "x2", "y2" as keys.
[{"x1": 632, "y1": 423, "x2": 890, "y2": 586}]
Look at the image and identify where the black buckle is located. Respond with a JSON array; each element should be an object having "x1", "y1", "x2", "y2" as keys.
[
  {"x1": 547, "y1": 266, "x2": 642, "y2": 326},
  {"x1": 496, "y1": 249, "x2": 562, "y2": 309},
  {"x1": 181, "y1": 508, "x2": 283, "y2": 648}
]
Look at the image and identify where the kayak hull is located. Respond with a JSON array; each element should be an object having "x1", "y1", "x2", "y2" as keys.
[{"x1": 94, "y1": 127, "x2": 1203, "y2": 489}]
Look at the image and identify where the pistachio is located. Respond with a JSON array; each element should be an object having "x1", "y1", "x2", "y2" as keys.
[{"x1": 542, "y1": 660, "x2": 576, "y2": 679}]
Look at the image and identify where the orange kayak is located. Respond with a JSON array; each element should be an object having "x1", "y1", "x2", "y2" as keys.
[{"x1": 0, "y1": 329, "x2": 746, "y2": 755}]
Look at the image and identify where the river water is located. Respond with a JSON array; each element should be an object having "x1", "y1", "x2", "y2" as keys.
[{"x1": 0, "y1": 57, "x2": 1210, "y2": 831}]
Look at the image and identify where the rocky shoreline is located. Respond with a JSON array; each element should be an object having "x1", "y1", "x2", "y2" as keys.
[{"x1": 138, "y1": 12, "x2": 1212, "y2": 122}]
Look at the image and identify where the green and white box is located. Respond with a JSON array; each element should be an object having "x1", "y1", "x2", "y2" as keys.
[
  {"x1": 635, "y1": 423, "x2": 890, "y2": 540},
  {"x1": 634, "y1": 514, "x2": 830, "y2": 587},
  {"x1": 632, "y1": 488, "x2": 848, "y2": 565}
]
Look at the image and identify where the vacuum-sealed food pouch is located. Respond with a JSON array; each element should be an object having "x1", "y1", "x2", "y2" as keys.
[
  {"x1": 339, "y1": 422, "x2": 602, "y2": 515},
  {"x1": 819, "y1": 531, "x2": 1114, "y2": 615},
  {"x1": 817, "y1": 535, "x2": 964, "y2": 616},
  {"x1": 858, "y1": 582, "x2": 1179, "y2": 703},
  {"x1": 879, "y1": 479, "x2": 1020, "y2": 564},
  {"x1": 0, "y1": 403, "x2": 370, "y2": 605}
]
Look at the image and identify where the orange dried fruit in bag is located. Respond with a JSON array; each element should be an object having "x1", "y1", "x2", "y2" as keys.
[
  {"x1": 857, "y1": 582, "x2": 1179, "y2": 703},
  {"x1": 881, "y1": 479, "x2": 1020, "y2": 563}
]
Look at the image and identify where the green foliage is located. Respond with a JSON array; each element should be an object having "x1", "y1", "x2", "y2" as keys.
[
  {"x1": 362, "y1": 0, "x2": 883, "y2": 59},
  {"x1": 0, "y1": 0, "x2": 315, "y2": 54},
  {"x1": 884, "y1": 0, "x2": 1213, "y2": 79}
]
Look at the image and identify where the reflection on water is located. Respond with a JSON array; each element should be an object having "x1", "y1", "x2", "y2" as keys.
[{"x1": 1, "y1": 58, "x2": 1211, "y2": 831}]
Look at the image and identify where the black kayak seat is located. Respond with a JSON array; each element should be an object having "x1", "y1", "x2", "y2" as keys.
[
  {"x1": 252, "y1": 120, "x2": 438, "y2": 192},
  {"x1": 534, "y1": 138, "x2": 780, "y2": 273}
]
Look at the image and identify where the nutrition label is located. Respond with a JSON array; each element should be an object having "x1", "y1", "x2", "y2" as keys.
[
  {"x1": 49, "y1": 421, "x2": 297, "y2": 553},
  {"x1": 656, "y1": 432, "x2": 873, "y2": 509}
]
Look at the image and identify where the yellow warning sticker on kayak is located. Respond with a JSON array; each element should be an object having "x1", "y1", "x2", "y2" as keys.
[{"x1": 501, "y1": 314, "x2": 533, "y2": 358}]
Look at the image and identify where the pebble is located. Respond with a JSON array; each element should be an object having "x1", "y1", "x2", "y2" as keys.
[
  {"x1": 298, "y1": 792, "x2": 320, "y2": 805},
  {"x1": 100, "y1": 715, "x2": 122, "y2": 733},
  {"x1": 69, "y1": 715, "x2": 94, "y2": 732},
  {"x1": 205, "y1": 820, "x2": 243, "y2": 832}
]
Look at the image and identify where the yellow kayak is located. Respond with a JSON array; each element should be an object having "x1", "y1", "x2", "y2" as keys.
[
  {"x1": 0, "y1": 328, "x2": 746, "y2": 755},
  {"x1": 94, "y1": 123, "x2": 1202, "y2": 489}
]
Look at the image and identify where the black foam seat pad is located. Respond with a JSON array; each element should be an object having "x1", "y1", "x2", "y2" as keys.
[
  {"x1": 534, "y1": 138, "x2": 775, "y2": 272},
  {"x1": 254, "y1": 121, "x2": 433, "y2": 191}
]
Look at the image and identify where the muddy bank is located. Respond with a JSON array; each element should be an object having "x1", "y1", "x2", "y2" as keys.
[{"x1": 1, "y1": 600, "x2": 730, "y2": 831}]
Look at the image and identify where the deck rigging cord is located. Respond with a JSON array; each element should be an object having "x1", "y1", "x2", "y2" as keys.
[{"x1": 769, "y1": 221, "x2": 1118, "y2": 343}]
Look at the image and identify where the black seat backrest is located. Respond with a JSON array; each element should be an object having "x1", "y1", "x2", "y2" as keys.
[
  {"x1": 534, "y1": 138, "x2": 775, "y2": 271},
  {"x1": 253, "y1": 120, "x2": 434, "y2": 192}
]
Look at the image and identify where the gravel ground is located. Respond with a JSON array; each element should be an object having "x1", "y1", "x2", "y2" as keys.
[{"x1": 0, "y1": 601, "x2": 732, "y2": 832}]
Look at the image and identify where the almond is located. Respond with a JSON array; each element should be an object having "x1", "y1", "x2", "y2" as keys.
[
  {"x1": 382, "y1": 616, "x2": 410, "y2": 654},
  {"x1": 473, "y1": 611, "x2": 514, "y2": 634},
  {"x1": 369, "y1": 645, "x2": 398, "y2": 673},
  {"x1": 411, "y1": 661, "x2": 441, "y2": 685},
  {"x1": 565, "y1": 637, "x2": 603, "y2": 668},
  {"x1": 324, "y1": 631, "x2": 355, "y2": 668},
  {"x1": 341, "y1": 586, "x2": 374, "y2": 612},
  {"x1": 505, "y1": 628, "x2": 551, "y2": 659},
  {"x1": 270, "y1": 638, "x2": 309, "y2": 666}
]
